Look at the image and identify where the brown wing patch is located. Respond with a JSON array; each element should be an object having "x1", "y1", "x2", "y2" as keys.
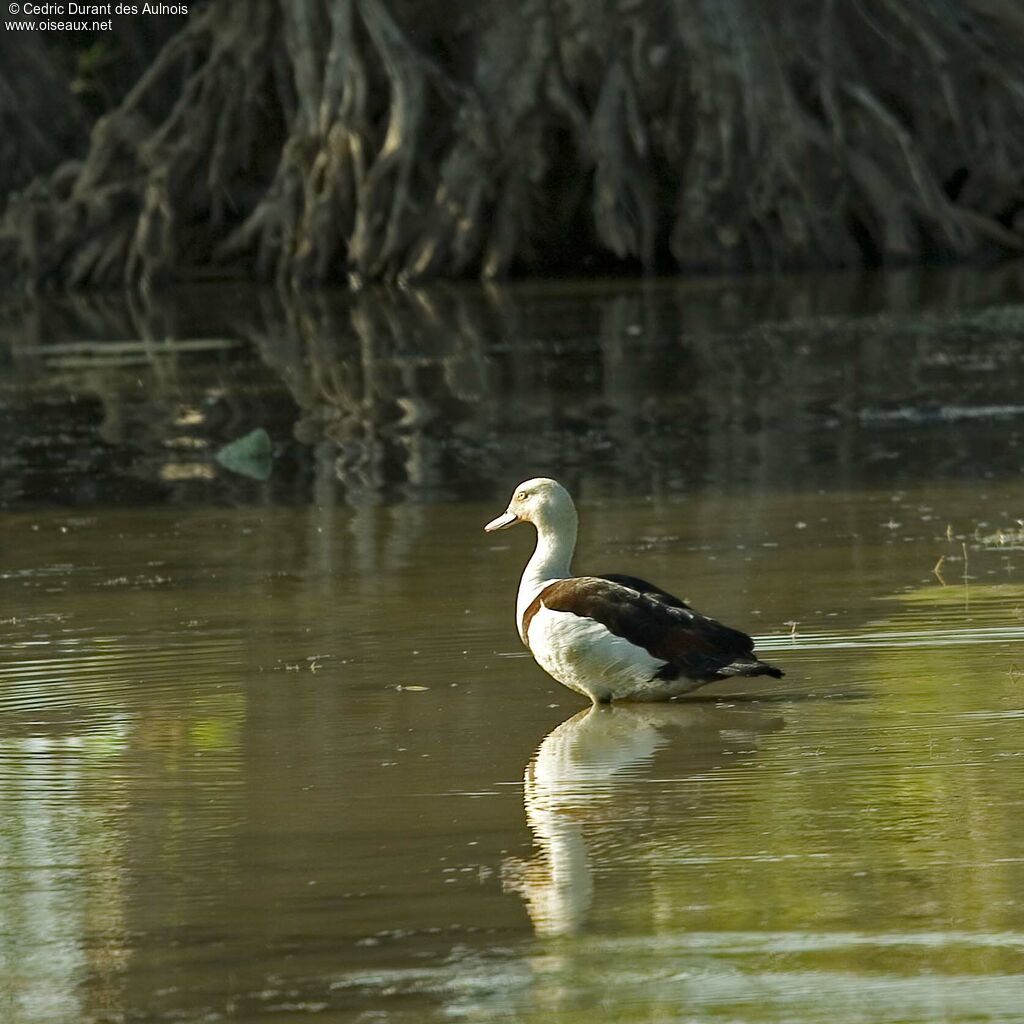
[
  {"x1": 538, "y1": 577, "x2": 768, "y2": 680},
  {"x1": 521, "y1": 590, "x2": 546, "y2": 649},
  {"x1": 596, "y1": 573, "x2": 692, "y2": 609}
]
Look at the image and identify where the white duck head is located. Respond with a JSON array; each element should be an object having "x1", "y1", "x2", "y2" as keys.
[
  {"x1": 485, "y1": 479, "x2": 580, "y2": 635},
  {"x1": 484, "y1": 477, "x2": 578, "y2": 536}
]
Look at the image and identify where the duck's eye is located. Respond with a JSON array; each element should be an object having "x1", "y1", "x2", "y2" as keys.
[{"x1": 517, "y1": 491, "x2": 528, "y2": 501}]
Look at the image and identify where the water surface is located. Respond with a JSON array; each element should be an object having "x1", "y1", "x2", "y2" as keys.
[{"x1": 1, "y1": 269, "x2": 1024, "y2": 1022}]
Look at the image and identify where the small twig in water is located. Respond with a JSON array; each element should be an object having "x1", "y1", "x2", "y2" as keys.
[
  {"x1": 946, "y1": 523, "x2": 954, "y2": 541},
  {"x1": 933, "y1": 554, "x2": 947, "y2": 585},
  {"x1": 785, "y1": 620, "x2": 799, "y2": 640}
]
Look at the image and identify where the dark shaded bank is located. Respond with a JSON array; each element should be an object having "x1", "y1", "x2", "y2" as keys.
[
  {"x1": 2, "y1": 267, "x2": 1024, "y2": 509},
  {"x1": 2, "y1": 1, "x2": 1024, "y2": 288}
]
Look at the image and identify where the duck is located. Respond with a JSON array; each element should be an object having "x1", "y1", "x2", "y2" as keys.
[{"x1": 484, "y1": 478, "x2": 783, "y2": 703}]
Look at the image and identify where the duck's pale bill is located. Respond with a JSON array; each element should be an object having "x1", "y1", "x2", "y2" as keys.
[{"x1": 484, "y1": 510, "x2": 519, "y2": 532}]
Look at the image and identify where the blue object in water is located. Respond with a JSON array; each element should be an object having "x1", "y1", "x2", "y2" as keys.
[{"x1": 215, "y1": 428, "x2": 272, "y2": 481}]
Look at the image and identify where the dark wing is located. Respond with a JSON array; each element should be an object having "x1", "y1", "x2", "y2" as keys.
[
  {"x1": 596, "y1": 572, "x2": 692, "y2": 610},
  {"x1": 540, "y1": 576, "x2": 783, "y2": 682}
]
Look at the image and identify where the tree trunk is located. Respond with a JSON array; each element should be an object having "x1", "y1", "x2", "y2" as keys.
[{"x1": 3, "y1": 0, "x2": 1024, "y2": 287}]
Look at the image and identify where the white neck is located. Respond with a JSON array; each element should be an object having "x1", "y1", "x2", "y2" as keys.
[{"x1": 516, "y1": 513, "x2": 577, "y2": 641}]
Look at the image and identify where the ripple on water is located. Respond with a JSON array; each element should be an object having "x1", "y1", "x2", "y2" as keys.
[
  {"x1": 0, "y1": 633, "x2": 247, "y2": 810},
  {"x1": 320, "y1": 930, "x2": 1024, "y2": 1024},
  {"x1": 753, "y1": 578, "x2": 1024, "y2": 677},
  {"x1": 0, "y1": 635, "x2": 245, "y2": 711}
]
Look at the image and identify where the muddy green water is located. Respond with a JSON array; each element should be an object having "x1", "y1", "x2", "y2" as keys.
[{"x1": 2, "y1": 270, "x2": 1024, "y2": 1022}]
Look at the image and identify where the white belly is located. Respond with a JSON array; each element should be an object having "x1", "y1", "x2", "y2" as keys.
[{"x1": 528, "y1": 607, "x2": 674, "y2": 702}]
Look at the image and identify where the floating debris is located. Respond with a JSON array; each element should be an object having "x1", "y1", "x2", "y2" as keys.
[
  {"x1": 859, "y1": 404, "x2": 1024, "y2": 423},
  {"x1": 215, "y1": 428, "x2": 272, "y2": 480},
  {"x1": 978, "y1": 523, "x2": 1024, "y2": 549}
]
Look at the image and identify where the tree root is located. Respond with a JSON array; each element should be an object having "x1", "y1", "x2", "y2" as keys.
[{"x1": 2, "y1": 0, "x2": 1024, "y2": 286}]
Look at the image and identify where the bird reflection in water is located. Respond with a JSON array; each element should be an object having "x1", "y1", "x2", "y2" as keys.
[{"x1": 503, "y1": 702, "x2": 783, "y2": 936}]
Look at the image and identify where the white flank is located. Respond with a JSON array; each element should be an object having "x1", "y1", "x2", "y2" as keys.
[{"x1": 529, "y1": 607, "x2": 670, "y2": 702}]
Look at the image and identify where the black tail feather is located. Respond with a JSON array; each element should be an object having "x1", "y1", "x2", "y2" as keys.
[{"x1": 720, "y1": 659, "x2": 784, "y2": 680}]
